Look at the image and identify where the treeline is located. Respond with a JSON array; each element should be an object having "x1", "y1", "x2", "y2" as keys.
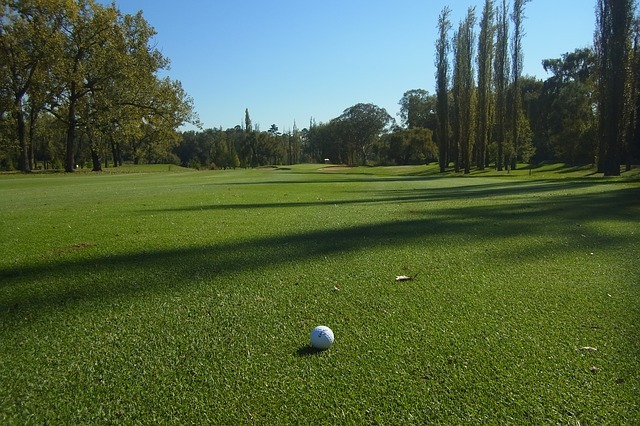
[
  {"x1": 3, "y1": 0, "x2": 639, "y2": 174},
  {"x1": 0, "y1": 0, "x2": 196, "y2": 172},
  {"x1": 176, "y1": 112, "x2": 301, "y2": 170},
  {"x1": 172, "y1": 45, "x2": 602, "y2": 170},
  {"x1": 176, "y1": 0, "x2": 640, "y2": 173},
  {"x1": 176, "y1": 102, "x2": 438, "y2": 170},
  {"x1": 434, "y1": 0, "x2": 640, "y2": 176}
]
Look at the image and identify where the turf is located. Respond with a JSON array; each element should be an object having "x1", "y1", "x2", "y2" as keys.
[{"x1": 1, "y1": 164, "x2": 639, "y2": 424}]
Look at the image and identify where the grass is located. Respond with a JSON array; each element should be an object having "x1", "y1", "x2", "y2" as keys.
[{"x1": 1, "y1": 164, "x2": 639, "y2": 424}]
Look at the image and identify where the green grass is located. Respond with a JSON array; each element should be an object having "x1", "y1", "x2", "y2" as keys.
[{"x1": 1, "y1": 164, "x2": 639, "y2": 424}]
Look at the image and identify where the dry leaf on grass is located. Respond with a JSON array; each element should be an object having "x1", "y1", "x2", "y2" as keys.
[{"x1": 395, "y1": 274, "x2": 418, "y2": 282}]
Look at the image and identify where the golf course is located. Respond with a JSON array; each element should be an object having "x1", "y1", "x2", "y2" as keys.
[{"x1": 1, "y1": 164, "x2": 638, "y2": 424}]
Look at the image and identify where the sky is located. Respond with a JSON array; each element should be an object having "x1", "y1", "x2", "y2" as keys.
[{"x1": 104, "y1": 0, "x2": 596, "y2": 132}]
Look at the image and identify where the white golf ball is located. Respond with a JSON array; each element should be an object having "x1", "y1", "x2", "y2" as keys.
[{"x1": 310, "y1": 325, "x2": 334, "y2": 350}]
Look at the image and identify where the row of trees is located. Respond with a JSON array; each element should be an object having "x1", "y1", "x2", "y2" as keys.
[
  {"x1": 435, "y1": 0, "x2": 535, "y2": 174},
  {"x1": 2, "y1": 0, "x2": 638, "y2": 173},
  {"x1": 595, "y1": 0, "x2": 638, "y2": 175},
  {"x1": 174, "y1": 103, "x2": 438, "y2": 169},
  {"x1": 175, "y1": 0, "x2": 639, "y2": 172},
  {"x1": 435, "y1": 0, "x2": 640, "y2": 176},
  {"x1": 0, "y1": 0, "x2": 197, "y2": 172},
  {"x1": 172, "y1": 47, "x2": 601, "y2": 170},
  {"x1": 177, "y1": 110, "x2": 305, "y2": 170}
]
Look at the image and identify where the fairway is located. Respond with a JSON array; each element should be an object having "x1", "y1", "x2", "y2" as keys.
[{"x1": 1, "y1": 165, "x2": 639, "y2": 424}]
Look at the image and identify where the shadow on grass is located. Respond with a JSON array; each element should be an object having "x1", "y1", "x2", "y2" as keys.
[
  {"x1": 144, "y1": 179, "x2": 628, "y2": 213},
  {"x1": 295, "y1": 345, "x2": 326, "y2": 356},
  {"x1": 1, "y1": 180, "x2": 638, "y2": 324}
]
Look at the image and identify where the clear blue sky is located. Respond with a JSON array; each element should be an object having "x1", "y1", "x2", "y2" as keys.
[{"x1": 105, "y1": 0, "x2": 595, "y2": 132}]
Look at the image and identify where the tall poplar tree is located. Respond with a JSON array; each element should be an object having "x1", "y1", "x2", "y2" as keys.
[
  {"x1": 493, "y1": 0, "x2": 510, "y2": 171},
  {"x1": 435, "y1": 7, "x2": 452, "y2": 173},
  {"x1": 510, "y1": 0, "x2": 531, "y2": 169},
  {"x1": 630, "y1": 17, "x2": 640, "y2": 169},
  {"x1": 595, "y1": 0, "x2": 635, "y2": 176},
  {"x1": 244, "y1": 108, "x2": 252, "y2": 132},
  {"x1": 452, "y1": 7, "x2": 477, "y2": 174},
  {"x1": 476, "y1": 0, "x2": 495, "y2": 170}
]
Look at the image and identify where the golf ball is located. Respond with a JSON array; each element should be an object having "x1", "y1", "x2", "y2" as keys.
[{"x1": 310, "y1": 325, "x2": 334, "y2": 350}]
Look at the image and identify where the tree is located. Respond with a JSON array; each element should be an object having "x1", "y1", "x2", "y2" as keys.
[
  {"x1": 268, "y1": 124, "x2": 280, "y2": 136},
  {"x1": 0, "y1": 0, "x2": 196, "y2": 172},
  {"x1": 542, "y1": 48, "x2": 597, "y2": 163},
  {"x1": 0, "y1": 0, "x2": 67, "y2": 172},
  {"x1": 287, "y1": 122, "x2": 302, "y2": 165},
  {"x1": 379, "y1": 127, "x2": 437, "y2": 165},
  {"x1": 595, "y1": 0, "x2": 635, "y2": 176},
  {"x1": 398, "y1": 89, "x2": 437, "y2": 130},
  {"x1": 452, "y1": 7, "x2": 476, "y2": 174},
  {"x1": 476, "y1": 0, "x2": 495, "y2": 170},
  {"x1": 435, "y1": 6, "x2": 452, "y2": 172},
  {"x1": 510, "y1": 0, "x2": 532, "y2": 169},
  {"x1": 244, "y1": 108, "x2": 252, "y2": 132},
  {"x1": 46, "y1": 0, "x2": 120, "y2": 172},
  {"x1": 630, "y1": 17, "x2": 640, "y2": 167},
  {"x1": 493, "y1": 0, "x2": 510, "y2": 171},
  {"x1": 333, "y1": 103, "x2": 393, "y2": 165},
  {"x1": 238, "y1": 111, "x2": 256, "y2": 166}
]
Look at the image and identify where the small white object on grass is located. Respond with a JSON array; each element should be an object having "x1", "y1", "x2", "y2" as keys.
[
  {"x1": 310, "y1": 325, "x2": 334, "y2": 350},
  {"x1": 395, "y1": 274, "x2": 417, "y2": 282},
  {"x1": 579, "y1": 346, "x2": 598, "y2": 351}
]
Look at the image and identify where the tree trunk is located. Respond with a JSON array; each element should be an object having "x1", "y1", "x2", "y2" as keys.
[
  {"x1": 65, "y1": 97, "x2": 76, "y2": 172},
  {"x1": 15, "y1": 98, "x2": 30, "y2": 173},
  {"x1": 91, "y1": 147, "x2": 102, "y2": 172},
  {"x1": 110, "y1": 138, "x2": 118, "y2": 167},
  {"x1": 28, "y1": 115, "x2": 36, "y2": 171},
  {"x1": 111, "y1": 138, "x2": 120, "y2": 167}
]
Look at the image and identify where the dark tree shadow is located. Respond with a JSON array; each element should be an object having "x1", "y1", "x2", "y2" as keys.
[{"x1": 1, "y1": 179, "x2": 638, "y2": 326}]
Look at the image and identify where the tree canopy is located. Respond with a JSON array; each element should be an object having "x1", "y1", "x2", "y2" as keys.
[{"x1": 0, "y1": 0, "x2": 197, "y2": 172}]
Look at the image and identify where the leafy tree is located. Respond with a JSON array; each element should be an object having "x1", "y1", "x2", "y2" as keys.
[
  {"x1": 452, "y1": 7, "x2": 476, "y2": 174},
  {"x1": 630, "y1": 17, "x2": 640, "y2": 167},
  {"x1": 435, "y1": 6, "x2": 452, "y2": 172},
  {"x1": 240, "y1": 129, "x2": 256, "y2": 167},
  {"x1": 550, "y1": 82, "x2": 595, "y2": 162},
  {"x1": 47, "y1": 0, "x2": 122, "y2": 171},
  {"x1": 542, "y1": 48, "x2": 597, "y2": 163},
  {"x1": 398, "y1": 89, "x2": 436, "y2": 130},
  {"x1": 519, "y1": 76, "x2": 547, "y2": 161},
  {"x1": 379, "y1": 127, "x2": 437, "y2": 165},
  {"x1": 595, "y1": 0, "x2": 635, "y2": 175},
  {"x1": 510, "y1": 0, "x2": 532, "y2": 168},
  {"x1": 284, "y1": 123, "x2": 302, "y2": 165},
  {"x1": 476, "y1": 0, "x2": 495, "y2": 170},
  {"x1": 0, "y1": 0, "x2": 67, "y2": 172},
  {"x1": 306, "y1": 120, "x2": 341, "y2": 163},
  {"x1": 493, "y1": 0, "x2": 510, "y2": 170},
  {"x1": 0, "y1": 0, "x2": 196, "y2": 171},
  {"x1": 333, "y1": 103, "x2": 393, "y2": 165},
  {"x1": 229, "y1": 146, "x2": 240, "y2": 169},
  {"x1": 543, "y1": 48, "x2": 597, "y2": 84},
  {"x1": 268, "y1": 124, "x2": 280, "y2": 136},
  {"x1": 244, "y1": 108, "x2": 252, "y2": 132}
]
